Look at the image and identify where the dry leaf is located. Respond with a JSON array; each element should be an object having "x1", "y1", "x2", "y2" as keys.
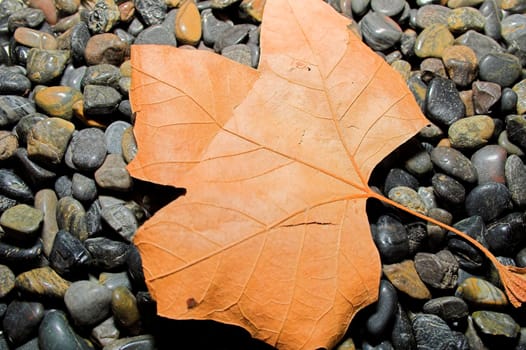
[{"x1": 128, "y1": 0, "x2": 526, "y2": 349}]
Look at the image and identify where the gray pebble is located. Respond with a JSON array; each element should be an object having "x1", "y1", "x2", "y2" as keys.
[
  {"x1": 71, "y1": 173, "x2": 97, "y2": 203},
  {"x1": 104, "y1": 121, "x2": 131, "y2": 155},
  {"x1": 465, "y1": 182, "x2": 512, "y2": 222},
  {"x1": 64, "y1": 280, "x2": 112, "y2": 327},
  {"x1": 134, "y1": 25, "x2": 177, "y2": 46},
  {"x1": 68, "y1": 128, "x2": 107, "y2": 171},
  {"x1": 505, "y1": 155, "x2": 526, "y2": 208},
  {"x1": 360, "y1": 12, "x2": 402, "y2": 51},
  {"x1": 430, "y1": 146, "x2": 478, "y2": 183}
]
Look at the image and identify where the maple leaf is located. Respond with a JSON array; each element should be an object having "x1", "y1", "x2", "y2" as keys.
[{"x1": 128, "y1": 0, "x2": 526, "y2": 348}]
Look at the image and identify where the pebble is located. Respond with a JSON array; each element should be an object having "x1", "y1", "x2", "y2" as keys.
[
  {"x1": 94, "y1": 154, "x2": 133, "y2": 191},
  {"x1": 56, "y1": 196, "x2": 88, "y2": 241},
  {"x1": 485, "y1": 212, "x2": 525, "y2": 256},
  {"x1": 0, "y1": 69, "x2": 31, "y2": 95},
  {"x1": 99, "y1": 196, "x2": 138, "y2": 241},
  {"x1": 26, "y1": 117, "x2": 75, "y2": 165},
  {"x1": 55, "y1": 175, "x2": 72, "y2": 198},
  {"x1": 3, "y1": 300, "x2": 44, "y2": 346},
  {"x1": 15, "y1": 266, "x2": 70, "y2": 298},
  {"x1": 415, "y1": 5, "x2": 451, "y2": 28},
  {"x1": 480, "y1": 0, "x2": 501, "y2": 39},
  {"x1": 426, "y1": 77, "x2": 465, "y2": 126},
  {"x1": 134, "y1": 0, "x2": 166, "y2": 26},
  {"x1": 61, "y1": 65, "x2": 86, "y2": 91},
  {"x1": 68, "y1": 128, "x2": 107, "y2": 171},
  {"x1": 81, "y1": 64, "x2": 121, "y2": 90},
  {"x1": 472, "y1": 81, "x2": 501, "y2": 114},
  {"x1": 201, "y1": 8, "x2": 233, "y2": 46},
  {"x1": 0, "y1": 169, "x2": 33, "y2": 202},
  {"x1": 34, "y1": 189, "x2": 59, "y2": 256},
  {"x1": 0, "y1": 265, "x2": 15, "y2": 298},
  {"x1": 513, "y1": 79, "x2": 526, "y2": 115},
  {"x1": 12, "y1": 114, "x2": 47, "y2": 147},
  {"x1": 366, "y1": 280, "x2": 397, "y2": 338},
  {"x1": 111, "y1": 286, "x2": 141, "y2": 335},
  {"x1": 447, "y1": 6, "x2": 486, "y2": 33},
  {"x1": 104, "y1": 121, "x2": 132, "y2": 154},
  {"x1": 0, "y1": 131, "x2": 18, "y2": 160},
  {"x1": 27, "y1": 0, "x2": 57, "y2": 25},
  {"x1": 388, "y1": 186, "x2": 427, "y2": 214},
  {"x1": 38, "y1": 309, "x2": 91, "y2": 350},
  {"x1": 370, "y1": 0, "x2": 405, "y2": 17},
  {"x1": 447, "y1": 115, "x2": 494, "y2": 149},
  {"x1": 83, "y1": 85, "x2": 122, "y2": 116},
  {"x1": 175, "y1": 0, "x2": 201, "y2": 46},
  {"x1": 134, "y1": 25, "x2": 177, "y2": 46},
  {"x1": 70, "y1": 22, "x2": 90, "y2": 65},
  {"x1": 360, "y1": 12, "x2": 402, "y2": 51},
  {"x1": 64, "y1": 280, "x2": 112, "y2": 327},
  {"x1": 472, "y1": 310, "x2": 520, "y2": 339},
  {"x1": 448, "y1": 0, "x2": 484, "y2": 7},
  {"x1": 384, "y1": 168, "x2": 419, "y2": 194},
  {"x1": 84, "y1": 34, "x2": 128, "y2": 66},
  {"x1": 411, "y1": 313, "x2": 457, "y2": 349},
  {"x1": 441, "y1": 45, "x2": 477, "y2": 87},
  {"x1": 414, "y1": 24, "x2": 454, "y2": 58},
  {"x1": 71, "y1": 173, "x2": 97, "y2": 203},
  {"x1": 0, "y1": 240, "x2": 42, "y2": 265},
  {"x1": 34, "y1": 86, "x2": 83, "y2": 120},
  {"x1": 85, "y1": 237, "x2": 128, "y2": 270},
  {"x1": 422, "y1": 296, "x2": 469, "y2": 322},
  {"x1": 478, "y1": 52, "x2": 522, "y2": 87},
  {"x1": 54, "y1": 0, "x2": 79, "y2": 15},
  {"x1": 430, "y1": 146, "x2": 478, "y2": 183},
  {"x1": 214, "y1": 23, "x2": 254, "y2": 52},
  {"x1": 13, "y1": 27, "x2": 57, "y2": 50},
  {"x1": 49, "y1": 229, "x2": 90, "y2": 277},
  {"x1": 505, "y1": 155, "x2": 526, "y2": 208},
  {"x1": 465, "y1": 182, "x2": 512, "y2": 222},
  {"x1": 471, "y1": 145, "x2": 507, "y2": 184},
  {"x1": 454, "y1": 30, "x2": 504, "y2": 61},
  {"x1": 455, "y1": 277, "x2": 508, "y2": 307},
  {"x1": 121, "y1": 126, "x2": 137, "y2": 163},
  {"x1": 25, "y1": 49, "x2": 69, "y2": 84},
  {"x1": 431, "y1": 173, "x2": 466, "y2": 206},
  {"x1": 0, "y1": 96, "x2": 36, "y2": 127},
  {"x1": 102, "y1": 335, "x2": 155, "y2": 350},
  {"x1": 92, "y1": 317, "x2": 119, "y2": 347},
  {"x1": 498, "y1": 130, "x2": 524, "y2": 156},
  {"x1": 222, "y1": 44, "x2": 253, "y2": 66},
  {"x1": 7, "y1": 8, "x2": 45, "y2": 31},
  {"x1": 500, "y1": 88, "x2": 518, "y2": 114},
  {"x1": 382, "y1": 260, "x2": 431, "y2": 299},
  {"x1": 414, "y1": 249, "x2": 459, "y2": 289},
  {"x1": 87, "y1": 0, "x2": 120, "y2": 34},
  {"x1": 0, "y1": 204, "x2": 43, "y2": 243},
  {"x1": 404, "y1": 149, "x2": 433, "y2": 176}
]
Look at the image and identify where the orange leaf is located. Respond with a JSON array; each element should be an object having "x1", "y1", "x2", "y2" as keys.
[{"x1": 128, "y1": 0, "x2": 526, "y2": 348}]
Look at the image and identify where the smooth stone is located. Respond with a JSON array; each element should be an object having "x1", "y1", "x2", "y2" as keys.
[
  {"x1": 99, "y1": 271, "x2": 131, "y2": 291},
  {"x1": 26, "y1": 117, "x2": 75, "y2": 165},
  {"x1": 516, "y1": 247, "x2": 526, "y2": 267},
  {"x1": 388, "y1": 186, "x2": 427, "y2": 214},
  {"x1": 448, "y1": 0, "x2": 484, "y2": 7},
  {"x1": 27, "y1": 0, "x2": 57, "y2": 24},
  {"x1": 134, "y1": 25, "x2": 177, "y2": 46},
  {"x1": 70, "y1": 22, "x2": 90, "y2": 64},
  {"x1": 134, "y1": 0, "x2": 166, "y2": 26},
  {"x1": 87, "y1": 0, "x2": 120, "y2": 34},
  {"x1": 0, "y1": 204, "x2": 42, "y2": 243},
  {"x1": 15, "y1": 267, "x2": 70, "y2": 298},
  {"x1": 415, "y1": 23, "x2": 454, "y2": 58},
  {"x1": 94, "y1": 154, "x2": 133, "y2": 191},
  {"x1": 86, "y1": 199, "x2": 102, "y2": 236},
  {"x1": 81, "y1": 64, "x2": 120, "y2": 90},
  {"x1": 15, "y1": 337, "x2": 39, "y2": 350},
  {"x1": 60, "y1": 65, "x2": 86, "y2": 91},
  {"x1": 391, "y1": 303, "x2": 415, "y2": 350},
  {"x1": 0, "y1": 169, "x2": 32, "y2": 202},
  {"x1": 175, "y1": 0, "x2": 201, "y2": 46},
  {"x1": 38, "y1": 310, "x2": 91, "y2": 350},
  {"x1": 7, "y1": 8, "x2": 45, "y2": 31},
  {"x1": 3, "y1": 301, "x2": 44, "y2": 346},
  {"x1": 426, "y1": 77, "x2": 465, "y2": 126},
  {"x1": 498, "y1": 130, "x2": 524, "y2": 156},
  {"x1": 34, "y1": 189, "x2": 58, "y2": 257},
  {"x1": 351, "y1": 0, "x2": 370, "y2": 16},
  {"x1": 391, "y1": 59, "x2": 411, "y2": 80},
  {"x1": 415, "y1": 5, "x2": 451, "y2": 28},
  {"x1": 447, "y1": 7, "x2": 485, "y2": 33},
  {"x1": 0, "y1": 240, "x2": 42, "y2": 265},
  {"x1": 99, "y1": 196, "x2": 137, "y2": 241},
  {"x1": 454, "y1": 30, "x2": 504, "y2": 61},
  {"x1": 430, "y1": 146, "x2": 478, "y2": 183},
  {"x1": 221, "y1": 44, "x2": 252, "y2": 66},
  {"x1": 513, "y1": 79, "x2": 526, "y2": 115},
  {"x1": 472, "y1": 310, "x2": 520, "y2": 339},
  {"x1": 34, "y1": 86, "x2": 82, "y2": 120},
  {"x1": 54, "y1": 175, "x2": 72, "y2": 198},
  {"x1": 111, "y1": 286, "x2": 141, "y2": 335},
  {"x1": 91, "y1": 317, "x2": 119, "y2": 347},
  {"x1": 442, "y1": 45, "x2": 477, "y2": 87},
  {"x1": 64, "y1": 280, "x2": 112, "y2": 327},
  {"x1": 69, "y1": 128, "x2": 107, "y2": 171},
  {"x1": 0, "y1": 194, "x2": 17, "y2": 214},
  {"x1": 126, "y1": 245, "x2": 146, "y2": 290},
  {"x1": 105, "y1": 121, "x2": 131, "y2": 154},
  {"x1": 83, "y1": 85, "x2": 121, "y2": 116},
  {"x1": 26, "y1": 49, "x2": 69, "y2": 84},
  {"x1": 366, "y1": 280, "x2": 397, "y2": 338},
  {"x1": 53, "y1": 12, "x2": 81, "y2": 32},
  {"x1": 412, "y1": 314, "x2": 457, "y2": 349},
  {"x1": 500, "y1": 87, "x2": 518, "y2": 113},
  {"x1": 460, "y1": 90, "x2": 475, "y2": 116},
  {"x1": 384, "y1": 168, "x2": 419, "y2": 194},
  {"x1": 480, "y1": 0, "x2": 501, "y2": 39},
  {"x1": 102, "y1": 335, "x2": 155, "y2": 350},
  {"x1": 49, "y1": 230, "x2": 90, "y2": 277},
  {"x1": 118, "y1": 1, "x2": 135, "y2": 22},
  {"x1": 465, "y1": 182, "x2": 512, "y2": 222},
  {"x1": 485, "y1": 212, "x2": 525, "y2": 256},
  {"x1": 505, "y1": 155, "x2": 526, "y2": 208},
  {"x1": 84, "y1": 237, "x2": 128, "y2": 270},
  {"x1": 406, "y1": 72, "x2": 427, "y2": 110},
  {"x1": 371, "y1": 215, "x2": 409, "y2": 264},
  {"x1": 54, "y1": 0, "x2": 79, "y2": 15},
  {"x1": 423, "y1": 296, "x2": 469, "y2": 322},
  {"x1": 0, "y1": 69, "x2": 31, "y2": 95},
  {"x1": 14, "y1": 147, "x2": 56, "y2": 187},
  {"x1": 431, "y1": 173, "x2": 465, "y2": 205},
  {"x1": 479, "y1": 53, "x2": 521, "y2": 87},
  {"x1": 455, "y1": 277, "x2": 508, "y2": 307},
  {"x1": 472, "y1": 82, "x2": 501, "y2": 114},
  {"x1": 500, "y1": 0, "x2": 526, "y2": 12},
  {"x1": 370, "y1": 0, "x2": 405, "y2": 17},
  {"x1": 56, "y1": 196, "x2": 88, "y2": 241},
  {"x1": 360, "y1": 12, "x2": 403, "y2": 52},
  {"x1": 448, "y1": 115, "x2": 494, "y2": 149},
  {"x1": 0, "y1": 265, "x2": 15, "y2": 298},
  {"x1": 0, "y1": 131, "x2": 18, "y2": 160},
  {"x1": 71, "y1": 173, "x2": 97, "y2": 203},
  {"x1": 420, "y1": 57, "x2": 447, "y2": 77},
  {"x1": 414, "y1": 250, "x2": 459, "y2": 289},
  {"x1": 84, "y1": 33, "x2": 128, "y2": 66},
  {"x1": 383, "y1": 260, "x2": 431, "y2": 299},
  {"x1": 404, "y1": 149, "x2": 433, "y2": 176},
  {"x1": 501, "y1": 14, "x2": 526, "y2": 49},
  {"x1": 201, "y1": 8, "x2": 233, "y2": 46},
  {"x1": 471, "y1": 145, "x2": 506, "y2": 185},
  {"x1": 13, "y1": 27, "x2": 57, "y2": 50},
  {"x1": 214, "y1": 23, "x2": 255, "y2": 52},
  {"x1": 0, "y1": 96, "x2": 36, "y2": 127},
  {"x1": 400, "y1": 29, "x2": 416, "y2": 57}
]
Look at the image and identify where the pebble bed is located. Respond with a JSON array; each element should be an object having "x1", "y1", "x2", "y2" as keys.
[{"x1": 0, "y1": 0, "x2": 525, "y2": 349}]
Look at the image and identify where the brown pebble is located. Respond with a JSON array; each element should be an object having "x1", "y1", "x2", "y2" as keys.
[
  {"x1": 473, "y1": 81, "x2": 501, "y2": 114},
  {"x1": 0, "y1": 131, "x2": 18, "y2": 161},
  {"x1": 442, "y1": 45, "x2": 477, "y2": 87},
  {"x1": 383, "y1": 260, "x2": 432, "y2": 300},
  {"x1": 35, "y1": 86, "x2": 83, "y2": 120},
  {"x1": 84, "y1": 33, "x2": 129, "y2": 66},
  {"x1": 27, "y1": 0, "x2": 57, "y2": 25},
  {"x1": 455, "y1": 277, "x2": 508, "y2": 307},
  {"x1": 420, "y1": 58, "x2": 447, "y2": 77},
  {"x1": 16, "y1": 266, "x2": 70, "y2": 298},
  {"x1": 175, "y1": 0, "x2": 202, "y2": 46},
  {"x1": 94, "y1": 154, "x2": 133, "y2": 191},
  {"x1": 119, "y1": 1, "x2": 135, "y2": 22},
  {"x1": 14, "y1": 27, "x2": 58, "y2": 50},
  {"x1": 54, "y1": 0, "x2": 80, "y2": 15},
  {"x1": 241, "y1": 0, "x2": 265, "y2": 22},
  {"x1": 459, "y1": 90, "x2": 475, "y2": 116}
]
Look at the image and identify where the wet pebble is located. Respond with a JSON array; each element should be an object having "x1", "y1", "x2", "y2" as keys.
[
  {"x1": 105, "y1": 121, "x2": 132, "y2": 155},
  {"x1": 7, "y1": 8, "x2": 45, "y2": 31},
  {"x1": 505, "y1": 155, "x2": 526, "y2": 208},
  {"x1": 87, "y1": 0, "x2": 120, "y2": 34},
  {"x1": 455, "y1": 277, "x2": 508, "y2": 307},
  {"x1": 99, "y1": 196, "x2": 137, "y2": 241},
  {"x1": 38, "y1": 309, "x2": 90, "y2": 350},
  {"x1": 455, "y1": 30, "x2": 504, "y2": 61},
  {"x1": 513, "y1": 79, "x2": 526, "y2": 115},
  {"x1": 411, "y1": 313, "x2": 458, "y2": 349},
  {"x1": 388, "y1": 186, "x2": 427, "y2": 214},
  {"x1": 175, "y1": 0, "x2": 201, "y2": 46},
  {"x1": 360, "y1": 12, "x2": 402, "y2": 51},
  {"x1": 422, "y1": 296, "x2": 468, "y2": 322},
  {"x1": 49, "y1": 230, "x2": 90, "y2": 277},
  {"x1": 25, "y1": 49, "x2": 69, "y2": 84},
  {"x1": 64, "y1": 280, "x2": 112, "y2": 327},
  {"x1": 134, "y1": 25, "x2": 177, "y2": 46},
  {"x1": 70, "y1": 22, "x2": 90, "y2": 65},
  {"x1": 83, "y1": 85, "x2": 121, "y2": 116},
  {"x1": 414, "y1": 249, "x2": 459, "y2": 289},
  {"x1": 92, "y1": 317, "x2": 119, "y2": 347},
  {"x1": 0, "y1": 169, "x2": 33, "y2": 202},
  {"x1": 447, "y1": 6, "x2": 486, "y2": 33},
  {"x1": 56, "y1": 196, "x2": 88, "y2": 241},
  {"x1": 384, "y1": 168, "x2": 419, "y2": 194},
  {"x1": 0, "y1": 204, "x2": 43, "y2": 243},
  {"x1": 426, "y1": 77, "x2": 465, "y2": 126},
  {"x1": 0, "y1": 265, "x2": 15, "y2": 298},
  {"x1": 479, "y1": 52, "x2": 522, "y2": 87},
  {"x1": 34, "y1": 86, "x2": 82, "y2": 120},
  {"x1": 414, "y1": 24, "x2": 454, "y2": 58},
  {"x1": 111, "y1": 286, "x2": 141, "y2": 335},
  {"x1": 68, "y1": 128, "x2": 106, "y2": 171},
  {"x1": 472, "y1": 81, "x2": 501, "y2": 114},
  {"x1": 201, "y1": 8, "x2": 233, "y2": 46},
  {"x1": 71, "y1": 173, "x2": 97, "y2": 203},
  {"x1": 94, "y1": 154, "x2": 133, "y2": 191},
  {"x1": 366, "y1": 280, "x2": 397, "y2": 338},
  {"x1": 430, "y1": 146, "x2": 478, "y2": 183},
  {"x1": 134, "y1": 0, "x2": 166, "y2": 26},
  {"x1": 484, "y1": 212, "x2": 526, "y2": 256},
  {"x1": 15, "y1": 266, "x2": 70, "y2": 298},
  {"x1": 0, "y1": 131, "x2": 18, "y2": 160},
  {"x1": 84, "y1": 33, "x2": 128, "y2": 66},
  {"x1": 214, "y1": 24, "x2": 254, "y2": 52},
  {"x1": 382, "y1": 260, "x2": 431, "y2": 299},
  {"x1": 472, "y1": 310, "x2": 520, "y2": 339},
  {"x1": 415, "y1": 5, "x2": 451, "y2": 28},
  {"x1": 442, "y1": 45, "x2": 477, "y2": 87},
  {"x1": 84, "y1": 237, "x2": 128, "y2": 270},
  {"x1": 0, "y1": 69, "x2": 31, "y2": 95},
  {"x1": 13, "y1": 27, "x2": 57, "y2": 50},
  {"x1": 26, "y1": 117, "x2": 75, "y2": 165},
  {"x1": 465, "y1": 182, "x2": 512, "y2": 222},
  {"x1": 431, "y1": 173, "x2": 466, "y2": 206},
  {"x1": 448, "y1": 115, "x2": 494, "y2": 149},
  {"x1": 471, "y1": 145, "x2": 507, "y2": 184},
  {"x1": 0, "y1": 95, "x2": 36, "y2": 127},
  {"x1": 3, "y1": 300, "x2": 44, "y2": 346},
  {"x1": 34, "y1": 189, "x2": 58, "y2": 256}
]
